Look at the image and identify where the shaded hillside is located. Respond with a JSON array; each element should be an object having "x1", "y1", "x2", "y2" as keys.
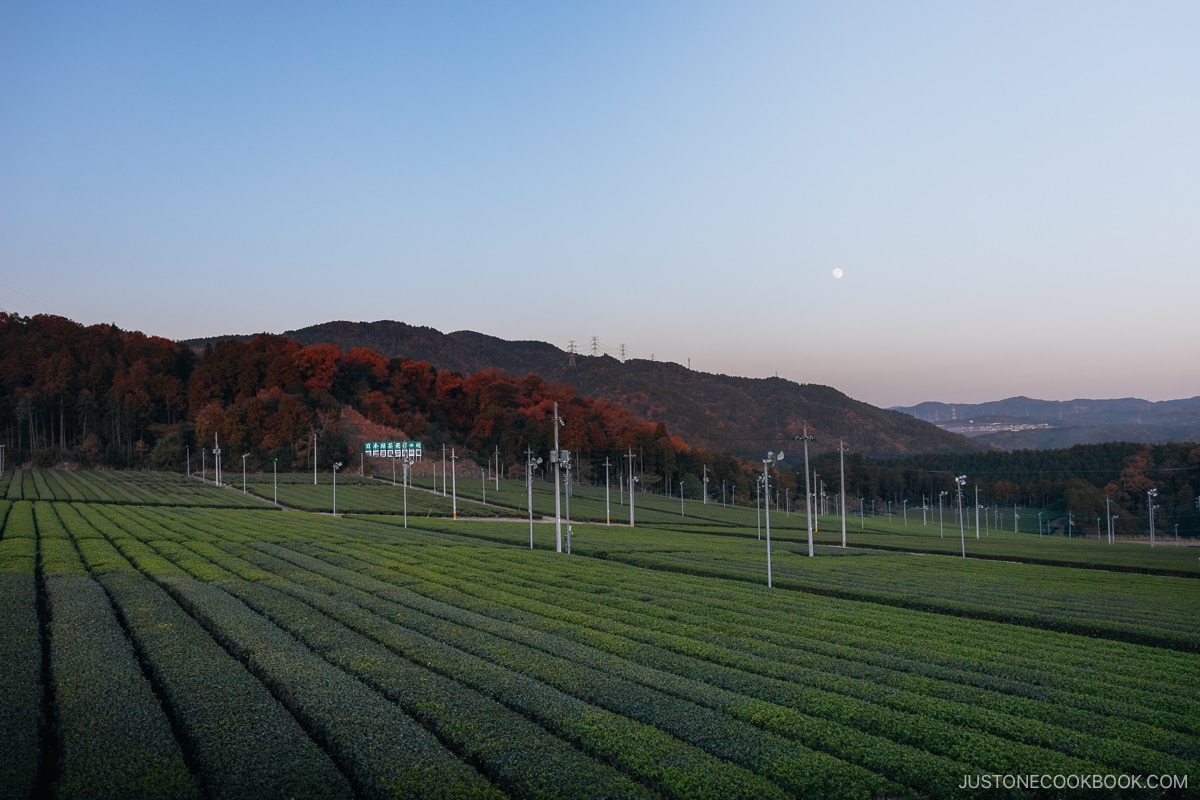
[
  {"x1": 549, "y1": 356, "x2": 977, "y2": 459},
  {"x1": 193, "y1": 320, "x2": 981, "y2": 459}
]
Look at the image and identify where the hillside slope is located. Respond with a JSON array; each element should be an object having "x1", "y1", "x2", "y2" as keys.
[{"x1": 192, "y1": 320, "x2": 980, "y2": 459}]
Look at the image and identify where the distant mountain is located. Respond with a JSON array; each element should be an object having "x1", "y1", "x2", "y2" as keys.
[
  {"x1": 189, "y1": 320, "x2": 981, "y2": 459},
  {"x1": 892, "y1": 396, "x2": 1200, "y2": 450}
]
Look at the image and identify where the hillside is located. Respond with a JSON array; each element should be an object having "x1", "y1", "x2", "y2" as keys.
[{"x1": 191, "y1": 320, "x2": 980, "y2": 459}]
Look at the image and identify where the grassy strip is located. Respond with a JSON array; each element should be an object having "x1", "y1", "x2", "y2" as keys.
[
  {"x1": 72, "y1": 506, "x2": 498, "y2": 800},
  {"x1": 43, "y1": 471, "x2": 85, "y2": 502},
  {"x1": 309, "y1": 539, "x2": 1199, "y2": 773},
  {"x1": 344, "y1": 518, "x2": 1199, "y2": 719},
  {"x1": 242, "y1": 543, "x2": 952, "y2": 799},
  {"x1": 155, "y1": 567, "x2": 505, "y2": 800},
  {"x1": 0, "y1": 502, "x2": 42, "y2": 800},
  {"x1": 607, "y1": 546, "x2": 1200, "y2": 653},
  {"x1": 223, "y1": 542, "x2": 885, "y2": 800},
  {"x1": 30, "y1": 470, "x2": 54, "y2": 501},
  {"x1": 5, "y1": 468, "x2": 24, "y2": 500},
  {"x1": 36, "y1": 503, "x2": 199, "y2": 800},
  {"x1": 89, "y1": 506, "x2": 1200, "y2": 791},
  {"x1": 280, "y1": 538, "x2": 1185, "y2": 790},
  {"x1": 290, "y1": 525, "x2": 1200, "y2": 752},
  {"x1": 420, "y1": 544, "x2": 1200, "y2": 732},
  {"x1": 399, "y1": 516, "x2": 1200, "y2": 650},
  {"x1": 59, "y1": 503, "x2": 355, "y2": 800},
  {"x1": 153, "y1": 537, "x2": 664, "y2": 800}
]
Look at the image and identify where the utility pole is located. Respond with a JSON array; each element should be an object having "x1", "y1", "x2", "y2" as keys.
[
  {"x1": 526, "y1": 447, "x2": 541, "y2": 549},
  {"x1": 975, "y1": 485, "x2": 981, "y2": 539},
  {"x1": 763, "y1": 450, "x2": 784, "y2": 587},
  {"x1": 604, "y1": 457, "x2": 611, "y2": 526},
  {"x1": 1106, "y1": 495, "x2": 1112, "y2": 544},
  {"x1": 796, "y1": 425, "x2": 815, "y2": 557},
  {"x1": 450, "y1": 448, "x2": 459, "y2": 519},
  {"x1": 956, "y1": 475, "x2": 967, "y2": 558},
  {"x1": 553, "y1": 402, "x2": 564, "y2": 552},
  {"x1": 839, "y1": 439, "x2": 848, "y2": 548}
]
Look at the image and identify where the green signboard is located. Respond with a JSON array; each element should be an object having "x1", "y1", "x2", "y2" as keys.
[{"x1": 363, "y1": 441, "x2": 423, "y2": 460}]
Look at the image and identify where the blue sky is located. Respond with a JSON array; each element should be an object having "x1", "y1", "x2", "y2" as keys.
[{"x1": 2, "y1": 1, "x2": 1197, "y2": 407}]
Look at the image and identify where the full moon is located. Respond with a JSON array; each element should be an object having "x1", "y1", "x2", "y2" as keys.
[{"x1": 832, "y1": 268, "x2": 844, "y2": 279}]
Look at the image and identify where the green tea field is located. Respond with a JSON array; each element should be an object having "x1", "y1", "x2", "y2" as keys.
[{"x1": 0, "y1": 469, "x2": 1196, "y2": 799}]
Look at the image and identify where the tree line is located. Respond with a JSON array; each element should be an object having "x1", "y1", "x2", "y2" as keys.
[
  {"x1": 809, "y1": 443, "x2": 1200, "y2": 537},
  {"x1": 0, "y1": 313, "x2": 751, "y2": 492}
]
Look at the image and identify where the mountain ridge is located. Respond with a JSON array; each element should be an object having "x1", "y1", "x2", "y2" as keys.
[{"x1": 188, "y1": 319, "x2": 981, "y2": 459}]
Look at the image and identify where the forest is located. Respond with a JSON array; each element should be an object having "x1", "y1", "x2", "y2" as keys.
[
  {"x1": 0, "y1": 313, "x2": 743, "y2": 493},
  {"x1": 2, "y1": 313, "x2": 1197, "y2": 535}
]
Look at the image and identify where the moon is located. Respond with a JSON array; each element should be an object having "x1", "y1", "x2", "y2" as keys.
[{"x1": 832, "y1": 268, "x2": 844, "y2": 279}]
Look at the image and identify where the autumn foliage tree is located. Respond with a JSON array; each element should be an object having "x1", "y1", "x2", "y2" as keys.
[{"x1": 0, "y1": 313, "x2": 746, "y2": 487}]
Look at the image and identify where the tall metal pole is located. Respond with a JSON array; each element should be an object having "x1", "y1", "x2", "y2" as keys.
[
  {"x1": 564, "y1": 453, "x2": 572, "y2": 554},
  {"x1": 273, "y1": 458, "x2": 277, "y2": 506},
  {"x1": 956, "y1": 475, "x2": 967, "y2": 558},
  {"x1": 1106, "y1": 496, "x2": 1112, "y2": 544},
  {"x1": 625, "y1": 448, "x2": 637, "y2": 527},
  {"x1": 762, "y1": 450, "x2": 783, "y2": 587},
  {"x1": 332, "y1": 461, "x2": 342, "y2": 515},
  {"x1": 604, "y1": 457, "x2": 611, "y2": 526},
  {"x1": 403, "y1": 456, "x2": 410, "y2": 528},
  {"x1": 451, "y1": 448, "x2": 458, "y2": 520},
  {"x1": 764, "y1": 457, "x2": 773, "y2": 587},
  {"x1": 755, "y1": 478, "x2": 761, "y2": 540},
  {"x1": 839, "y1": 439, "x2": 848, "y2": 548},
  {"x1": 553, "y1": 402, "x2": 563, "y2": 552},
  {"x1": 1148, "y1": 488, "x2": 1157, "y2": 547},
  {"x1": 974, "y1": 485, "x2": 981, "y2": 539},
  {"x1": 798, "y1": 425, "x2": 814, "y2": 557},
  {"x1": 527, "y1": 448, "x2": 540, "y2": 548},
  {"x1": 313, "y1": 431, "x2": 317, "y2": 485}
]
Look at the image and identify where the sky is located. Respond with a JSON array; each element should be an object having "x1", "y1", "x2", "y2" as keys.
[{"x1": 2, "y1": 1, "x2": 1197, "y2": 408}]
